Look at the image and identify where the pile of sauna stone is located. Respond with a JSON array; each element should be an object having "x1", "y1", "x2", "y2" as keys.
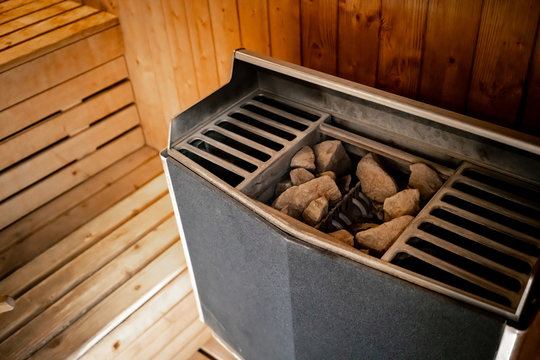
[{"x1": 271, "y1": 140, "x2": 443, "y2": 256}]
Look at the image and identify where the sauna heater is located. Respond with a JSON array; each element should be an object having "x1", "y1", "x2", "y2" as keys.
[{"x1": 161, "y1": 50, "x2": 540, "y2": 359}]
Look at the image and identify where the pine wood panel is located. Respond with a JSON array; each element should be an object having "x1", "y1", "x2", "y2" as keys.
[
  {"x1": 0, "y1": 1, "x2": 78, "y2": 37},
  {"x1": 418, "y1": 0, "x2": 482, "y2": 112},
  {"x1": 301, "y1": 0, "x2": 338, "y2": 75},
  {"x1": 377, "y1": 0, "x2": 429, "y2": 98},
  {"x1": 337, "y1": 0, "x2": 380, "y2": 86},
  {"x1": 0, "y1": 153, "x2": 162, "y2": 279},
  {"x1": 468, "y1": 0, "x2": 540, "y2": 126},
  {"x1": 0, "y1": 25, "x2": 123, "y2": 110},
  {"x1": 0, "y1": 0, "x2": 36, "y2": 13},
  {"x1": 201, "y1": 338, "x2": 237, "y2": 360},
  {"x1": 156, "y1": 319, "x2": 211, "y2": 360},
  {"x1": 82, "y1": 270, "x2": 193, "y2": 359},
  {"x1": 268, "y1": 0, "x2": 301, "y2": 64},
  {"x1": 237, "y1": 0, "x2": 270, "y2": 55},
  {"x1": 0, "y1": 0, "x2": 63, "y2": 24},
  {"x1": 209, "y1": 0, "x2": 241, "y2": 85}
]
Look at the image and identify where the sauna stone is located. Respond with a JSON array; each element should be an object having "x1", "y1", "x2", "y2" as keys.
[
  {"x1": 408, "y1": 163, "x2": 443, "y2": 200},
  {"x1": 290, "y1": 145, "x2": 316, "y2": 172},
  {"x1": 356, "y1": 153, "x2": 398, "y2": 203},
  {"x1": 328, "y1": 229, "x2": 354, "y2": 247},
  {"x1": 290, "y1": 168, "x2": 315, "y2": 186},
  {"x1": 355, "y1": 215, "x2": 413, "y2": 254},
  {"x1": 275, "y1": 178, "x2": 293, "y2": 197},
  {"x1": 313, "y1": 140, "x2": 352, "y2": 176},
  {"x1": 302, "y1": 196, "x2": 329, "y2": 226},
  {"x1": 383, "y1": 189, "x2": 420, "y2": 220},
  {"x1": 318, "y1": 171, "x2": 336, "y2": 181}
]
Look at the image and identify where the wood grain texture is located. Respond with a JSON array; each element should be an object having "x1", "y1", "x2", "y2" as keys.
[
  {"x1": 377, "y1": 0, "x2": 428, "y2": 97},
  {"x1": 301, "y1": 0, "x2": 338, "y2": 75},
  {"x1": 0, "y1": 0, "x2": 64, "y2": 25},
  {"x1": 467, "y1": 0, "x2": 540, "y2": 126},
  {"x1": 418, "y1": 0, "x2": 482, "y2": 112},
  {"x1": 520, "y1": 24, "x2": 540, "y2": 135},
  {"x1": 237, "y1": 0, "x2": 270, "y2": 55},
  {"x1": 209, "y1": 0, "x2": 241, "y2": 85},
  {"x1": 184, "y1": 0, "x2": 220, "y2": 98},
  {"x1": 337, "y1": 0, "x2": 380, "y2": 86},
  {"x1": 268, "y1": 0, "x2": 301, "y2": 64}
]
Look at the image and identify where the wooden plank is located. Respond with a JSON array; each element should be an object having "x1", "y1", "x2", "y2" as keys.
[
  {"x1": 467, "y1": 0, "x2": 540, "y2": 126},
  {"x1": 32, "y1": 243, "x2": 185, "y2": 360},
  {"x1": 0, "y1": 11, "x2": 119, "y2": 72},
  {"x1": 0, "y1": 1, "x2": 79, "y2": 37},
  {"x1": 184, "y1": 0, "x2": 220, "y2": 98},
  {"x1": 0, "y1": 4, "x2": 96, "y2": 50},
  {"x1": 237, "y1": 0, "x2": 270, "y2": 56},
  {"x1": 0, "y1": 174, "x2": 168, "y2": 297},
  {"x1": 0, "y1": 25, "x2": 123, "y2": 110},
  {"x1": 201, "y1": 337, "x2": 236, "y2": 360},
  {"x1": 0, "y1": 0, "x2": 64, "y2": 25},
  {"x1": 0, "y1": 156, "x2": 163, "y2": 279},
  {"x1": 377, "y1": 0, "x2": 429, "y2": 97},
  {"x1": 0, "y1": 56, "x2": 128, "y2": 140},
  {"x1": 161, "y1": 0, "x2": 200, "y2": 110},
  {"x1": 268, "y1": 0, "x2": 301, "y2": 65},
  {"x1": 520, "y1": 24, "x2": 540, "y2": 135},
  {"x1": 115, "y1": 293, "x2": 200, "y2": 360},
  {"x1": 208, "y1": 0, "x2": 241, "y2": 85},
  {"x1": 418, "y1": 0, "x2": 482, "y2": 112},
  {"x1": 189, "y1": 352, "x2": 212, "y2": 360},
  {"x1": 0, "y1": 81, "x2": 134, "y2": 171},
  {"x1": 337, "y1": 0, "x2": 380, "y2": 86},
  {"x1": 0, "y1": 146, "x2": 156, "y2": 253},
  {"x1": 0, "y1": 197, "x2": 174, "y2": 343},
  {"x1": 116, "y1": 1, "x2": 165, "y2": 149},
  {"x1": 156, "y1": 320, "x2": 211, "y2": 360},
  {"x1": 301, "y1": 0, "x2": 338, "y2": 75},
  {"x1": 0, "y1": 0, "x2": 36, "y2": 13},
  {"x1": 0, "y1": 127, "x2": 145, "y2": 230},
  {"x1": 0, "y1": 105, "x2": 139, "y2": 202},
  {"x1": 2, "y1": 225, "x2": 183, "y2": 360},
  {"x1": 81, "y1": 272, "x2": 193, "y2": 360}
]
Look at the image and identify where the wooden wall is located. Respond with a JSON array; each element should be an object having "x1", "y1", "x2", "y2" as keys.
[{"x1": 88, "y1": 0, "x2": 540, "y2": 150}]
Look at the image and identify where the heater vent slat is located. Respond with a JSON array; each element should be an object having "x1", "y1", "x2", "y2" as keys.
[{"x1": 384, "y1": 162, "x2": 540, "y2": 318}]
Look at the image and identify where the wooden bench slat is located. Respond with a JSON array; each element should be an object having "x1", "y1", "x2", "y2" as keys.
[
  {"x1": 0, "y1": 0, "x2": 63, "y2": 25},
  {"x1": 201, "y1": 337, "x2": 236, "y2": 360},
  {"x1": 156, "y1": 320, "x2": 211, "y2": 360},
  {"x1": 0, "y1": 56, "x2": 128, "y2": 140},
  {"x1": 0, "y1": 104, "x2": 139, "y2": 202},
  {"x1": 189, "y1": 352, "x2": 212, "y2": 360},
  {"x1": 0, "y1": 0, "x2": 36, "y2": 14},
  {"x1": 0, "y1": 81, "x2": 134, "y2": 171},
  {"x1": 0, "y1": 197, "x2": 174, "y2": 342},
  {"x1": 115, "y1": 293, "x2": 201, "y2": 360},
  {"x1": 0, "y1": 127, "x2": 145, "y2": 230},
  {"x1": 0, "y1": 4, "x2": 97, "y2": 50},
  {"x1": 0, "y1": 11, "x2": 118, "y2": 72},
  {"x1": 1, "y1": 223, "x2": 183, "y2": 360},
  {"x1": 81, "y1": 271, "x2": 194, "y2": 360},
  {"x1": 0, "y1": 146, "x2": 156, "y2": 252},
  {"x1": 0, "y1": 174, "x2": 168, "y2": 298},
  {"x1": 0, "y1": 154, "x2": 162, "y2": 279},
  {"x1": 0, "y1": 25, "x2": 123, "y2": 109},
  {"x1": 0, "y1": 1, "x2": 79, "y2": 37}
]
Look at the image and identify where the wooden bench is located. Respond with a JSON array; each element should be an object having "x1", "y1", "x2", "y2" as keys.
[{"x1": 0, "y1": 1, "x2": 214, "y2": 358}]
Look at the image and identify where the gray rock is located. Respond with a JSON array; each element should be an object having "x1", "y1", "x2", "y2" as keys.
[
  {"x1": 356, "y1": 153, "x2": 398, "y2": 203},
  {"x1": 313, "y1": 140, "x2": 352, "y2": 176},
  {"x1": 328, "y1": 229, "x2": 354, "y2": 247},
  {"x1": 337, "y1": 174, "x2": 352, "y2": 193},
  {"x1": 408, "y1": 163, "x2": 443, "y2": 200},
  {"x1": 318, "y1": 171, "x2": 336, "y2": 181},
  {"x1": 383, "y1": 189, "x2": 420, "y2": 220},
  {"x1": 302, "y1": 196, "x2": 329, "y2": 226},
  {"x1": 290, "y1": 146, "x2": 316, "y2": 171},
  {"x1": 290, "y1": 168, "x2": 315, "y2": 186},
  {"x1": 275, "y1": 178, "x2": 293, "y2": 197},
  {"x1": 355, "y1": 215, "x2": 413, "y2": 255}
]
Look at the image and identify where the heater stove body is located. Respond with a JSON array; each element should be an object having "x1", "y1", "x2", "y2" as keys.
[{"x1": 161, "y1": 50, "x2": 540, "y2": 360}]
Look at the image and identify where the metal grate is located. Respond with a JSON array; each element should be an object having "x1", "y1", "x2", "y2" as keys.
[
  {"x1": 383, "y1": 162, "x2": 540, "y2": 318},
  {"x1": 173, "y1": 91, "x2": 329, "y2": 191}
]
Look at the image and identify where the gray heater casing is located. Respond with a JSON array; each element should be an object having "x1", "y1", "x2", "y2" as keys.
[{"x1": 161, "y1": 50, "x2": 540, "y2": 359}]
